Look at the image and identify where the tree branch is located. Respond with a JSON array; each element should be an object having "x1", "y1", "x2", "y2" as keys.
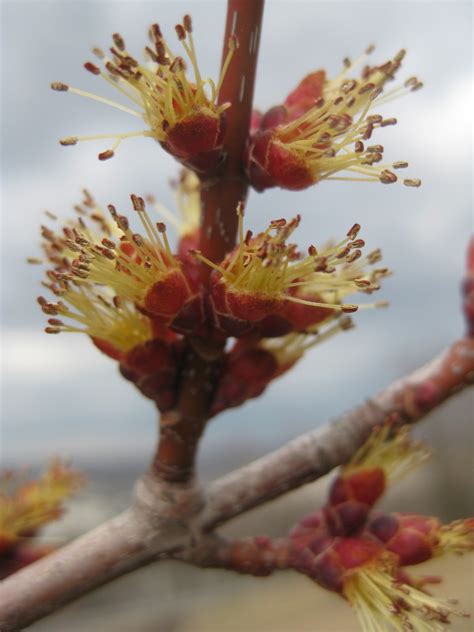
[
  {"x1": 1, "y1": 338, "x2": 472, "y2": 630},
  {"x1": 202, "y1": 337, "x2": 474, "y2": 530},
  {"x1": 0, "y1": 476, "x2": 203, "y2": 631}
]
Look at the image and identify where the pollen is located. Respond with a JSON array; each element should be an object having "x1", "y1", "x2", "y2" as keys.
[{"x1": 52, "y1": 16, "x2": 236, "y2": 160}]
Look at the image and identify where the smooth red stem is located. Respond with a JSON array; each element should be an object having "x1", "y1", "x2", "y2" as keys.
[{"x1": 199, "y1": 0, "x2": 265, "y2": 268}]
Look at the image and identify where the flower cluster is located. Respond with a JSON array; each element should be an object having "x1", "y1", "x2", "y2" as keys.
[
  {"x1": 220, "y1": 424, "x2": 473, "y2": 632},
  {"x1": 51, "y1": 18, "x2": 421, "y2": 193},
  {"x1": 33, "y1": 178, "x2": 388, "y2": 415},
  {"x1": 0, "y1": 461, "x2": 83, "y2": 578},
  {"x1": 52, "y1": 16, "x2": 237, "y2": 171},
  {"x1": 247, "y1": 47, "x2": 422, "y2": 191}
]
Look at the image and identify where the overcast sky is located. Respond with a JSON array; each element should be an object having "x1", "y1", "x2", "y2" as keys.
[{"x1": 1, "y1": 1, "x2": 472, "y2": 469}]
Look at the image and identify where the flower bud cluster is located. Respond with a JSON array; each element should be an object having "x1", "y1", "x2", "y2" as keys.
[
  {"x1": 224, "y1": 425, "x2": 472, "y2": 632},
  {"x1": 0, "y1": 461, "x2": 83, "y2": 579},
  {"x1": 33, "y1": 183, "x2": 386, "y2": 415},
  {"x1": 285, "y1": 424, "x2": 473, "y2": 631}
]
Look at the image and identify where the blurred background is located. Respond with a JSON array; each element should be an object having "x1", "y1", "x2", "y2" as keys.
[{"x1": 1, "y1": 0, "x2": 473, "y2": 629}]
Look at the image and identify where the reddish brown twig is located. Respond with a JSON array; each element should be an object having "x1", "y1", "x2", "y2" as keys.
[{"x1": 151, "y1": 0, "x2": 265, "y2": 483}]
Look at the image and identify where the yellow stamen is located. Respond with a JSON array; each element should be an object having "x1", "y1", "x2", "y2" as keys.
[
  {"x1": 276, "y1": 49, "x2": 421, "y2": 187},
  {"x1": 52, "y1": 17, "x2": 236, "y2": 158},
  {"x1": 345, "y1": 424, "x2": 431, "y2": 482},
  {"x1": 345, "y1": 555, "x2": 467, "y2": 632}
]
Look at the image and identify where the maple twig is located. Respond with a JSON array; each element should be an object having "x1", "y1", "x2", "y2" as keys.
[{"x1": 151, "y1": 0, "x2": 265, "y2": 483}]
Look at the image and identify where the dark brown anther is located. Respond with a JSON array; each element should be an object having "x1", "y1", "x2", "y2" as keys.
[
  {"x1": 367, "y1": 144, "x2": 383, "y2": 153},
  {"x1": 132, "y1": 233, "x2": 144, "y2": 247},
  {"x1": 98, "y1": 150, "x2": 115, "y2": 161},
  {"x1": 150, "y1": 24, "x2": 163, "y2": 42},
  {"x1": 105, "y1": 62, "x2": 121, "y2": 77},
  {"x1": 48, "y1": 318, "x2": 64, "y2": 327},
  {"x1": 354, "y1": 141, "x2": 364, "y2": 153},
  {"x1": 101, "y1": 238, "x2": 116, "y2": 249},
  {"x1": 380, "y1": 169, "x2": 397, "y2": 184},
  {"x1": 341, "y1": 304, "x2": 358, "y2": 313},
  {"x1": 130, "y1": 194, "x2": 145, "y2": 212},
  {"x1": 156, "y1": 222, "x2": 166, "y2": 233},
  {"x1": 350, "y1": 239, "x2": 365, "y2": 249},
  {"x1": 347, "y1": 223, "x2": 361, "y2": 239},
  {"x1": 51, "y1": 81, "x2": 69, "y2": 92},
  {"x1": 170, "y1": 57, "x2": 185, "y2": 73},
  {"x1": 45, "y1": 327, "x2": 61, "y2": 334},
  {"x1": 84, "y1": 62, "x2": 101, "y2": 75},
  {"x1": 346, "y1": 249, "x2": 362, "y2": 263},
  {"x1": 183, "y1": 15, "x2": 193, "y2": 33},
  {"x1": 101, "y1": 249, "x2": 116, "y2": 261},
  {"x1": 175, "y1": 24, "x2": 186, "y2": 41},
  {"x1": 308, "y1": 245, "x2": 318, "y2": 257},
  {"x1": 37, "y1": 296, "x2": 48, "y2": 306},
  {"x1": 117, "y1": 215, "x2": 130, "y2": 231},
  {"x1": 112, "y1": 33, "x2": 126, "y2": 51},
  {"x1": 72, "y1": 268, "x2": 88, "y2": 279},
  {"x1": 336, "y1": 246, "x2": 351, "y2": 259},
  {"x1": 41, "y1": 301, "x2": 59, "y2": 315},
  {"x1": 366, "y1": 114, "x2": 383, "y2": 124},
  {"x1": 362, "y1": 124, "x2": 374, "y2": 141}
]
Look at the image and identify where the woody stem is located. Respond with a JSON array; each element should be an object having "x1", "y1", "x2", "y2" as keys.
[{"x1": 151, "y1": 0, "x2": 265, "y2": 482}]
